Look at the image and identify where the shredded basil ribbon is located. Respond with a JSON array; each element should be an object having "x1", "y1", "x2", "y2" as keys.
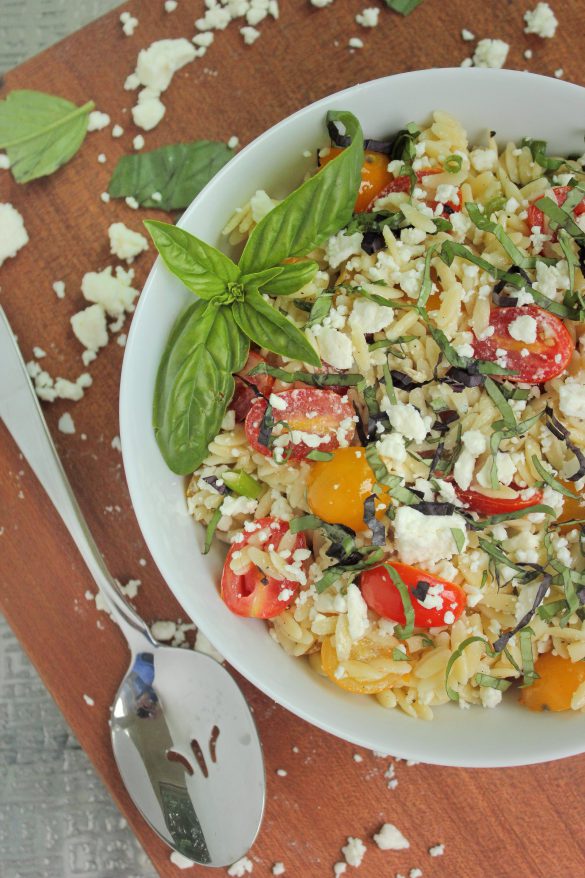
[
  {"x1": 382, "y1": 563, "x2": 415, "y2": 639},
  {"x1": 445, "y1": 636, "x2": 490, "y2": 702}
]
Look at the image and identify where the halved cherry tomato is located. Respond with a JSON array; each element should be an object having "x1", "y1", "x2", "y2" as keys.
[
  {"x1": 245, "y1": 389, "x2": 355, "y2": 461},
  {"x1": 366, "y1": 167, "x2": 462, "y2": 214},
  {"x1": 557, "y1": 480, "x2": 585, "y2": 530},
  {"x1": 220, "y1": 517, "x2": 307, "y2": 618},
  {"x1": 360, "y1": 562, "x2": 466, "y2": 628},
  {"x1": 472, "y1": 305, "x2": 573, "y2": 384},
  {"x1": 527, "y1": 185, "x2": 585, "y2": 232},
  {"x1": 231, "y1": 351, "x2": 274, "y2": 422},
  {"x1": 455, "y1": 485, "x2": 544, "y2": 516},
  {"x1": 307, "y1": 446, "x2": 389, "y2": 532},
  {"x1": 320, "y1": 148, "x2": 394, "y2": 213},
  {"x1": 519, "y1": 652, "x2": 585, "y2": 712}
]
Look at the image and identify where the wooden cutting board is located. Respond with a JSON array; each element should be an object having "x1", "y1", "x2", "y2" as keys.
[{"x1": 2, "y1": 2, "x2": 585, "y2": 875}]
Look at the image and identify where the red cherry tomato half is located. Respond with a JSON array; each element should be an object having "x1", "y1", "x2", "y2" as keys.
[
  {"x1": 245, "y1": 388, "x2": 355, "y2": 461},
  {"x1": 231, "y1": 350, "x2": 274, "y2": 422},
  {"x1": 360, "y1": 562, "x2": 466, "y2": 629},
  {"x1": 366, "y1": 168, "x2": 462, "y2": 214},
  {"x1": 221, "y1": 517, "x2": 307, "y2": 618},
  {"x1": 455, "y1": 485, "x2": 544, "y2": 515},
  {"x1": 528, "y1": 185, "x2": 585, "y2": 232},
  {"x1": 320, "y1": 148, "x2": 395, "y2": 213},
  {"x1": 472, "y1": 305, "x2": 573, "y2": 384}
]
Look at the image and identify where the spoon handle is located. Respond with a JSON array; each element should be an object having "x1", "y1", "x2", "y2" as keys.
[{"x1": 0, "y1": 306, "x2": 155, "y2": 654}]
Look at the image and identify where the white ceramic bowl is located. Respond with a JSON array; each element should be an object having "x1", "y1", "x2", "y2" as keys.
[{"x1": 120, "y1": 68, "x2": 585, "y2": 767}]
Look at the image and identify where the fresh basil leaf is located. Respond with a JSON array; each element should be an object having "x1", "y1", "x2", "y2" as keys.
[
  {"x1": 384, "y1": 0, "x2": 424, "y2": 14},
  {"x1": 382, "y1": 563, "x2": 415, "y2": 639},
  {"x1": 145, "y1": 219, "x2": 239, "y2": 299},
  {"x1": 532, "y1": 455, "x2": 580, "y2": 498},
  {"x1": 108, "y1": 141, "x2": 233, "y2": 210},
  {"x1": 306, "y1": 449, "x2": 334, "y2": 461},
  {"x1": 238, "y1": 110, "x2": 364, "y2": 273},
  {"x1": 0, "y1": 90, "x2": 94, "y2": 183},
  {"x1": 474, "y1": 673, "x2": 512, "y2": 692},
  {"x1": 518, "y1": 627, "x2": 538, "y2": 686},
  {"x1": 536, "y1": 197, "x2": 584, "y2": 240},
  {"x1": 248, "y1": 361, "x2": 362, "y2": 387},
  {"x1": 484, "y1": 376, "x2": 516, "y2": 428},
  {"x1": 264, "y1": 260, "x2": 319, "y2": 296},
  {"x1": 445, "y1": 636, "x2": 491, "y2": 701},
  {"x1": 416, "y1": 243, "x2": 437, "y2": 309},
  {"x1": 154, "y1": 301, "x2": 248, "y2": 474},
  {"x1": 307, "y1": 291, "x2": 334, "y2": 327},
  {"x1": 466, "y1": 203, "x2": 537, "y2": 269},
  {"x1": 314, "y1": 548, "x2": 384, "y2": 593},
  {"x1": 233, "y1": 288, "x2": 320, "y2": 366},
  {"x1": 521, "y1": 138, "x2": 566, "y2": 172},
  {"x1": 240, "y1": 266, "x2": 284, "y2": 290}
]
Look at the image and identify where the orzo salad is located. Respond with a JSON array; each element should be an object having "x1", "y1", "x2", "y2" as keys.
[{"x1": 145, "y1": 109, "x2": 585, "y2": 719}]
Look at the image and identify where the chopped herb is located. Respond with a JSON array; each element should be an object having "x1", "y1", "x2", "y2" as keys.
[
  {"x1": 203, "y1": 506, "x2": 222, "y2": 555},
  {"x1": 382, "y1": 363, "x2": 397, "y2": 405},
  {"x1": 383, "y1": 0, "x2": 425, "y2": 14},
  {"x1": 451, "y1": 528, "x2": 466, "y2": 553},
  {"x1": 201, "y1": 475, "x2": 228, "y2": 495},
  {"x1": 518, "y1": 627, "x2": 538, "y2": 686},
  {"x1": 466, "y1": 203, "x2": 538, "y2": 270},
  {"x1": 290, "y1": 514, "x2": 360, "y2": 563},
  {"x1": 314, "y1": 548, "x2": 385, "y2": 593},
  {"x1": 248, "y1": 362, "x2": 363, "y2": 387},
  {"x1": 521, "y1": 138, "x2": 566, "y2": 172},
  {"x1": 474, "y1": 673, "x2": 512, "y2": 692},
  {"x1": 493, "y1": 576, "x2": 552, "y2": 653},
  {"x1": 484, "y1": 196, "x2": 507, "y2": 218},
  {"x1": 306, "y1": 449, "x2": 334, "y2": 461},
  {"x1": 445, "y1": 636, "x2": 490, "y2": 701},
  {"x1": 382, "y1": 563, "x2": 415, "y2": 639},
  {"x1": 535, "y1": 196, "x2": 584, "y2": 240},
  {"x1": 258, "y1": 402, "x2": 275, "y2": 448},
  {"x1": 221, "y1": 469, "x2": 262, "y2": 499},
  {"x1": 443, "y1": 154, "x2": 463, "y2": 174},
  {"x1": 544, "y1": 406, "x2": 585, "y2": 482},
  {"x1": 307, "y1": 290, "x2": 334, "y2": 327},
  {"x1": 392, "y1": 647, "x2": 410, "y2": 661},
  {"x1": 416, "y1": 244, "x2": 437, "y2": 309},
  {"x1": 484, "y1": 376, "x2": 517, "y2": 428},
  {"x1": 532, "y1": 455, "x2": 580, "y2": 498},
  {"x1": 364, "y1": 445, "x2": 421, "y2": 505}
]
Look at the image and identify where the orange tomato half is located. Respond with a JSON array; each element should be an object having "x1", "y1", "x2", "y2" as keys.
[
  {"x1": 519, "y1": 652, "x2": 585, "y2": 712},
  {"x1": 307, "y1": 447, "x2": 389, "y2": 532}
]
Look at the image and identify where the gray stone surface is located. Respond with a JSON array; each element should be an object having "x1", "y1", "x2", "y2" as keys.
[{"x1": 0, "y1": 5, "x2": 160, "y2": 875}]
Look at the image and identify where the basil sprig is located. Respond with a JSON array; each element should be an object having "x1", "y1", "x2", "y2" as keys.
[{"x1": 148, "y1": 110, "x2": 364, "y2": 474}]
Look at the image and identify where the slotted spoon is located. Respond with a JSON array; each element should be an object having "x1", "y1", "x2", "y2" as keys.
[{"x1": 0, "y1": 306, "x2": 265, "y2": 867}]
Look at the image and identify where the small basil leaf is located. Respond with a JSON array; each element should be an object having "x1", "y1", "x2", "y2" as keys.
[
  {"x1": 240, "y1": 267, "x2": 284, "y2": 290},
  {"x1": 0, "y1": 90, "x2": 95, "y2": 183},
  {"x1": 154, "y1": 301, "x2": 248, "y2": 474},
  {"x1": 233, "y1": 289, "x2": 320, "y2": 366},
  {"x1": 238, "y1": 110, "x2": 364, "y2": 274},
  {"x1": 263, "y1": 260, "x2": 319, "y2": 296},
  {"x1": 108, "y1": 140, "x2": 234, "y2": 210},
  {"x1": 384, "y1": 0, "x2": 424, "y2": 14},
  {"x1": 144, "y1": 219, "x2": 239, "y2": 299}
]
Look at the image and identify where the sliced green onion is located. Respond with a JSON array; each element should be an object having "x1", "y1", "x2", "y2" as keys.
[
  {"x1": 474, "y1": 673, "x2": 512, "y2": 692},
  {"x1": 203, "y1": 506, "x2": 222, "y2": 555},
  {"x1": 443, "y1": 154, "x2": 462, "y2": 174},
  {"x1": 382, "y1": 563, "x2": 415, "y2": 640},
  {"x1": 222, "y1": 469, "x2": 263, "y2": 499},
  {"x1": 484, "y1": 196, "x2": 507, "y2": 218},
  {"x1": 306, "y1": 449, "x2": 334, "y2": 462},
  {"x1": 532, "y1": 455, "x2": 580, "y2": 498},
  {"x1": 445, "y1": 636, "x2": 490, "y2": 702}
]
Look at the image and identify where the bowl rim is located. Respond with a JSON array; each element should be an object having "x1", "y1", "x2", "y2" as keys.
[{"x1": 120, "y1": 68, "x2": 585, "y2": 767}]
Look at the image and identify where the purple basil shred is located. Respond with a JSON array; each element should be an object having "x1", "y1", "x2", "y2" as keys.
[
  {"x1": 444, "y1": 366, "x2": 485, "y2": 391},
  {"x1": 545, "y1": 405, "x2": 585, "y2": 481},
  {"x1": 493, "y1": 574, "x2": 552, "y2": 653},
  {"x1": 327, "y1": 119, "x2": 351, "y2": 148},
  {"x1": 363, "y1": 494, "x2": 385, "y2": 545},
  {"x1": 363, "y1": 138, "x2": 395, "y2": 154},
  {"x1": 415, "y1": 501, "x2": 458, "y2": 516},
  {"x1": 389, "y1": 370, "x2": 430, "y2": 391},
  {"x1": 361, "y1": 230, "x2": 386, "y2": 254},
  {"x1": 202, "y1": 475, "x2": 228, "y2": 495}
]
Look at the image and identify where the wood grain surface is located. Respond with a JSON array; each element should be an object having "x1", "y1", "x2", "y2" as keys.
[{"x1": 1, "y1": 2, "x2": 585, "y2": 876}]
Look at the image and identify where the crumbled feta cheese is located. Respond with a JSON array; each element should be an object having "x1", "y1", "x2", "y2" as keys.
[
  {"x1": 112, "y1": 124, "x2": 124, "y2": 138},
  {"x1": 132, "y1": 88, "x2": 166, "y2": 131},
  {"x1": 32, "y1": 346, "x2": 46, "y2": 359},
  {"x1": 108, "y1": 222, "x2": 149, "y2": 262},
  {"x1": 70, "y1": 304, "x2": 108, "y2": 353},
  {"x1": 311, "y1": 0, "x2": 334, "y2": 6},
  {"x1": 394, "y1": 507, "x2": 467, "y2": 565},
  {"x1": 377, "y1": 432, "x2": 406, "y2": 464},
  {"x1": 461, "y1": 28, "x2": 475, "y2": 41},
  {"x1": 333, "y1": 864, "x2": 347, "y2": 878},
  {"x1": 227, "y1": 856, "x2": 253, "y2": 877},
  {"x1": 341, "y1": 837, "x2": 366, "y2": 868},
  {"x1": 169, "y1": 851, "x2": 194, "y2": 869},
  {"x1": 151, "y1": 620, "x2": 177, "y2": 641},
  {"x1": 58, "y1": 412, "x2": 76, "y2": 435},
  {"x1": 559, "y1": 378, "x2": 585, "y2": 420},
  {"x1": 272, "y1": 864, "x2": 285, "y2": 876},
  {"x1": 508, "y1": 314, "x2": 537, "y2": 344},
  {"x1": 164, "y1": 0, "x2": 178, "y2": 11},
  {"x1": 480, "y1": 686, "x2": 503, "y2": 708},
  {"x1": 315, "y1": 327, "x2": 353, "y2": 370},
  {"x1": 325, "y1": 231, "x2": 363, "y2": 269},
  {"x1": 81, "y1": 266, "x2": 138, "y2": 317},
  {"x1": 346, "y1": 583, "x2": 369, "y2": 642},
  {"x1": 133, "y1": 134, "x2": 145, "y2": 150},
  {"x1": 97, "y1": 153, "x2": 107, "y2": 164},
  {"x1": 429, "y1": 843, "x2": 445, "y2": 857},
  {"x1": 473, "y1": 38, "x2": 509, "y2": 68},
  {"x1": 87, "y1": 110, "x2": 111, "y2": 131},
  {"x1": 120, "y1": 11, "x2": 138, "y2": 36},
  {"x1": 193, "y1": 31, "x2": 214, "y2": 47},
  {"x1": 0, "y1": 153, "x2": 10, "y2": 169},
  {"x1": 241, "y1": 26, "x2": 261, "y2": 44},
  {"x1": 348, "y1": 37, "x2": 364, "y2": 49},
  {"x1": 373, "y1": 823, "x2": 409, "y2": 851},
  {"x1": 100, "y1": 192, "x2": 110, "y2": 203},
  {"x1": 356, "y1": 7, "x2": 379, "y2": 27},
  {"x1": 383, "y1": 402, "x2": 431, "y2": 444},
  {"x1": 136, "y1": 38, "x2": 195, "y2": 91},
  {"x1": 524, "y1": 2, "x2": 558, "y2": 38},
  {"x1": 436, "y1": 183, "x2": 460, "y2": 206},
  {"x1": 82, "y1": 694, "x2": 95, "y2": 706},
  {"x1": 0, "y1": 203, "x2": 29, "y2": 267},
  {"x1": 349, "y1": 298, "x2": 393, "y2": 333},
  {"x1": 228, "y1": 135, "x2": 240, "y2": 149},
  {"x1": 470, "y1": 148, "x2": 497, "y2": 172}
]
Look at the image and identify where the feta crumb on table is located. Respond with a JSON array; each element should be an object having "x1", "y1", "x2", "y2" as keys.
[
  {"x1": 108, "y1": 222, "x2": 149, "y2": 262},
  {"x1": 348, "y1": 37, "x2": 364, "y2": 49},
  {"x1": 151, "y1": 620, "x2": 177, "y2": 641},
  {"x1": 341, "y1": 836, "x2": 366, "y2": 867},
  {"x1": 133, "y1": 134, "x2": 145, "y2": 150},
  {"x1": 169, "y1": 851, "x2": 194, "y2": 869},
  {"x1": 164, "y1": 0, "x2": 178, "y2": 11},
  {"x1": 87, "y1": 110, "x2": 111, "y2": 131},
  {"x1": 472, "y1": 38, "x2": 509, "y2": 68},
  {"x1": 70, "y1": 304, "x2": 109, "y2": 355},
  {"x1": 524, "y1": 2, "x2": 558, "y2": 38},
  {"x1": 0, "y1": 153, "x2": 11, "y2": 169},
  {"x1": 0, "y1": 203, "x2": 29, "y2": 267},
  {"x1": 228, "y1": 135, "x2": 240, "y2": 149},
  {"x1": 241, "y1": 26, "x2": 261, "y2": 44},
  {"x1": 227, "y1": 856, "x2": 253, "y2": 876},
  {"x1": 112, "y1": 124, "x2": 124, "y2": 138},
  {"x1": 373, "y1": 822, "x2": 410, "y2": 851},
  {"x1": 120, "y1": 11, "x2": 139, "y2": 36},
  {"x1": 461, "y1": 28, "x2": 475, "y2": 40},
  {"x1": 356, "y1": 7, "x2": 379, "y2": 27},
  {"x1": 271, "y1": 864, "x2": 285, "y2": 876},
  {"x1": 58, "y1": 413, "x2": 76, "y2": 435},
  {"x1": 97, "y1": 153, "x2": 107, "y2": 163},
  {"x1": 429, "y1": 843, "x2": 445, "y2": 857},
  {"x1": 82, "y1": 693, "x2": 95, "y2": 706}
]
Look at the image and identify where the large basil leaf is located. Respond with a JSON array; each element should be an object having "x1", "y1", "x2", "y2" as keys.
[
  {"x1": 145, "y1": 220, "x2": 239, "y2": 300},
  {"x1": 233, "y1": 289, "x2": 320, "y2": 366},
  {"x1": 108, "y1": 141, "x2": 234, "y2": 210},
  {"x1": 265, "y1": 260, "x2": 319, "y2": 296},
  {"x1": 0, "y1": 90, "x2": 95, "y2": 183},
  {"x1": 154, "y1": 301, "x2": 248, "y2": 474},
  {"x1": 238, "y1": 110, "x2": 364, "y2": 274}
]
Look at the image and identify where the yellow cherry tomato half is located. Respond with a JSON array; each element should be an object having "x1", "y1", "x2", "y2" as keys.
[
  {"x1": 557, "y1": 480, "x2": 585, "y2": 532},
  {"x1": 307, "y1": 446, "x2": 389, "y2": 532},
  {"x1": 519, "y1": 652, "x2": 585, "y2": 712},
  {"x1": 321, "y1": 636, "x2": 404, "y2": 694}
]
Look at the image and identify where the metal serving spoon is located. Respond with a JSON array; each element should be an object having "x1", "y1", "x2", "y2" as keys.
[{"x1": 0, "y1": 306, "x2": 265, "y2": 867}]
